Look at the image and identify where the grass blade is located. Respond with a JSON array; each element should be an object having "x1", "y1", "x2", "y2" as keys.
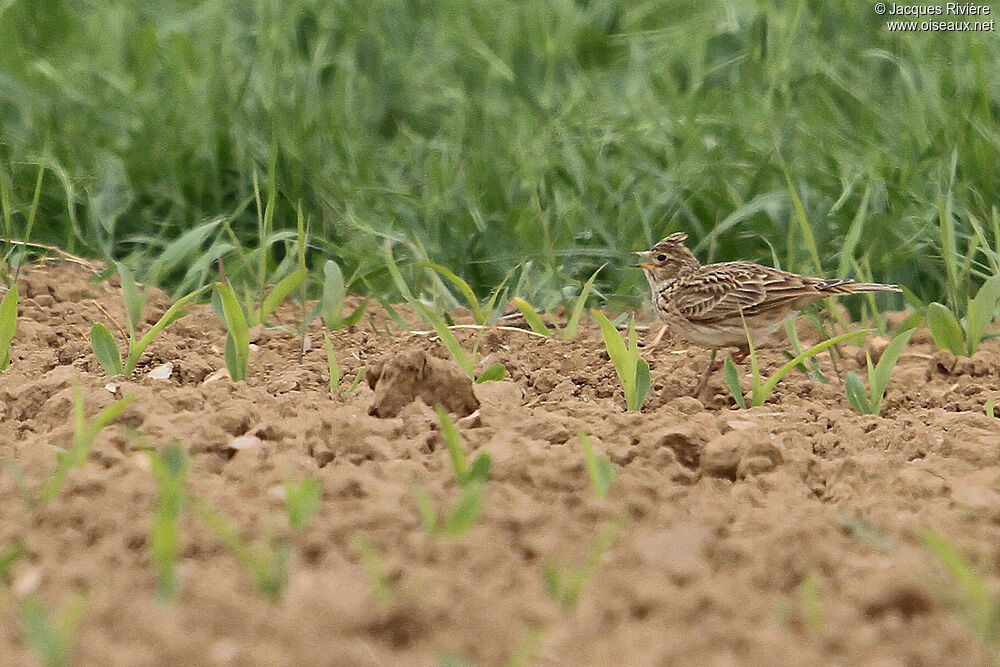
[
  {"x1": 0, "y1": 283, "x2": 18, "y2": 370},
  {"x1": 321, "y1": 260, "x2": 346, "y2": 330},
  {"x1": 420, "y1": 262, "x2": 484, "y2": 325},
  {"x1": 561, "y1": 264, "x2": 604, "y2": 339},
  {"x1": 752, "y1": 330, "x2": 867, "y2": 406},
  {"x1": 323, "y1": 332, "x2": 340, "y2": 393},
  {"x1": 216, "y1": 282, "x2": 249, "y2": 381},
  {"x1": 126, "y1": 284, "x2": 209, "y2": 373},
  {"x1": 869, "y1": 327, "x2": 916, "y2": 407},
  {"x1": 964, "y1": 274, "x2": 1000, "y2": 355},
  {"x1": 512, "y1": 297, "x2": 552, "y2": 336},
  {"x1": 258, "y1": 268, "x2": 305, "y2": 324}
]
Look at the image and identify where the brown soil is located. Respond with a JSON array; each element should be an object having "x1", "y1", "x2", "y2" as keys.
[{"x1": 1, "y1": 262, "x2": 999, "y2": 666}]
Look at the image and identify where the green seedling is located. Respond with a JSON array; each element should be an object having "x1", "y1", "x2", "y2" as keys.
[
  {"x1": 542, "y1": 516, "x2": 624, "y2": 611},
  {"x1": 215, "y1": 281, "x2": 250, "y2": 381},
  {"x1": 147, "y1": 443, "x2": 187, "y2": 601},
  {"x1": 579, "y1": 431, "x2": 614, "y2": 499},
  {"x1": 384, "y1": 246, "x2": 506, "y2": 382},
  {"x1": 0, "y1": 282, "x2": 17, "y2": 370},
  {"x1": 320, "y1": 259, "x2": 368, "y2": 331},
  {"x1": 413, "y1": 481, "x2": 485, "y2": 538},
  {"x1": 921, "y1": 529, "x2": 999, "y2": 647},
  {"x1": 513, "y1": 265, "x2": 604, "y2": 338},
  {"x1": 0, "y1": 539, "x2": 27, "y2": 581},
  {"x1": 437, "y1": 406, "x2": 491, "y2": 487},
  {"x1": 844, "y1": 327, "x2": 916, "y2": 415},
  {"x1": 591, "y1": 311, "x2": 650, "y2": 411},
  {"x1": 925, "y1": 274, "x2": 1000, "y2": 356},
  {"x1": 89, "y1": 268, "x2": 209, "y2": 376},
  {"x1": 192, "y1": 476, "x2": 320, "y2": 602},
  {"x1": 20, "y1": 594, "x2": 85, "y2": 667},
  {"x1": 351, "y1": 532, "x2": 392, "y2": 604},
  {"x1": 39, "y1": 385, "x2": 136, "y2": 506},
  {"x1": 285, "y1": 478, "x2": 321, "y2": 531},
  {"x1": 194, "y1": 502, "x2": 289, "y2": 602},
  {"x1": 798, "y1": 573, "x2": 825, "y2": 633},
  {"x1": 245, "y1": 267, "x2": 306, "y2": 328},
  {"x1": 725, "y1": 318, "x2": 867, "y2": 408},
  {"x1": 420, "y1": 262, "x2": 511, "y2": 326},
  {"x1": 322, "y1": 333, "x2": 367, "y2": 396},
  {"x1": 987, "y1": 399, "x2": 995, "y2": 419},
  {"x1": 782, "y1": 319, "x2": 827, "y2": 383}
]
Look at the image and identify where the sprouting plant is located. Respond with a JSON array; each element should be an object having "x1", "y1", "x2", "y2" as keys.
[
  {"x1": 724, "y1": 318, "x2": 867, "y2": 408},
  {"x1": 437, "y1": 406, "x2": 491, "y2": 487},
  {"x1": 925, "y1": 273, "x2": 1000, "y2": 357},
  {"x1": 20, "y1": 594, "x2": 86, "y2": 667},
  {"x1": 782, "y1": 319, "x2": 827, "y2": 383},
  {"x1": 987, "y1": 399, "x2": 996, "y2": 419},
  {"x1": 591, "y1": 311, "x2": 650, "y2": 411},
  {"x1": 320, "y1": 259, "x2": 368, "y2": 331},
  {"x1": 407, "y1": 408, "x2": 492, "y2": 538},
  {"x1": 192, "y1": 475, "x2": 320, "y2": 602},
  {"x1": 244, "y1": 267, "x2": 306, "y2": 329},
  {"x1": 385, "y1": 249, "x2": 506, "y2": 383},
  {"x1": 90, "y1": 265, "x2": 209, "y2": 376},
  {"x1": 542, "y1": 516, "x2": 624, "y2": 611},
  {"x1": 513, "y1": 265, "x2": 604, "y2": 339},
  {"x1": 798, "y1": 573, "x2": 825, "y2": 633},
  {"x1": 0, "y1": 539, "x2": 27, "y2": 581},
  {"x1": 579, "y1": 431, "x2": 614, "y2": 499},
  {"x1": 0, "y1": 280, "x2": 17, "y2": 370},
  {"x1": 215, "y1": 281, "x2": 250, "y2": 381},
  {"x1": 844, "y1": 327, "x2": 916, "y2": 415},
  {"x1": 285, "y1": 478, "x2": 322, "y2": 531},
  {"x1": 921, "y1": 529, "x2": 999, "y2": 649},
  {"x1": 420, "y1": 262, "x2": 511, "y2": 327},
  {"x1": 147, "y1": 443, "x2": 187, "y2": 601},
  {"x1": 322, "y1": 333, "x2": 365, "y2": 396},
  {"x1": 412, "y1": 481, "x2": 486, "y2": 538},
  {"x1": 38, "y1": 384, "x2": 136, "y2": 507},
  {"x1": 351, "y1": 532, "x2": 392, "y2": 604}
]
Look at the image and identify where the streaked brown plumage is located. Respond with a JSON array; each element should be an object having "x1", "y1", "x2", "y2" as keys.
[{"x1": 636, "y1": 232, "x2": 902, "y2": 395}]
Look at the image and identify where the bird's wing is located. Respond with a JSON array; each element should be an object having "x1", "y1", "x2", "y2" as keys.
[{"x1": 670, "y1": 263, "x2": 825, "y2": 322}]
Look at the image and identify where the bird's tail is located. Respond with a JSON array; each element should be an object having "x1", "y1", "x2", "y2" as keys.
[{"x1": 816, "y1": 279, "x2": 902, "y2": 295}]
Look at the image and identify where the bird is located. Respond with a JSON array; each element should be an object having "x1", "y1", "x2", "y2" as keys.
[{"x1": 635, "y1": 232, "x2": 902, "y2": 396}]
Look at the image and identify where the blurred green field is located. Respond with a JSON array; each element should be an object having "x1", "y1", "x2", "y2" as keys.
[{"x1": 1, "y1": 0, "x2": 998, "y2": 312}]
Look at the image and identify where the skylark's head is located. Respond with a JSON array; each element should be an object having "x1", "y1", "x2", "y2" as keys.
[{"x1": 634, "y1": 232, "x2": 701, "y2": 289}]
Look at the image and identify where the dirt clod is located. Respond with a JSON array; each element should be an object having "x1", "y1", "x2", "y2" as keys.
[{"x1": 366, "y1": 350, "x2": 479, "y2": 418}]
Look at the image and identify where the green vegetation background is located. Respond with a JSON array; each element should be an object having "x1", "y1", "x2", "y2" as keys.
[{"x1": 1, "y1": 0, "x2": 998, "y2": 310}]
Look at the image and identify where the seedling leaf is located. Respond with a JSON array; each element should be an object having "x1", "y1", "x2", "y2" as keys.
[
  {"x1": 512, "y1": 297, "x2": 553, "y2": 336},
  {"x1": 925, "y1": 302, "x2": 965, "y2": 355},
  {"x1": 257, "y1": 268, "x2": 305, "y2": 325},
  {"x1": 90, "y1": 322, "x2": 124, "y2": 376},
  {"x1": 844, "y1": 371, "x2": 871, "y2": 414},
  {"x1": 561, "y1": 264, "x2": 605, "y2": 339},
  {"x1": 475, "y1": 363, "x2": 506, "y2": 383},
  {"x1": 0, "y1": 283, "x2": 16, "y2": 369},
  {"x1": 579, "y1": 431, "x2": 614, "y2": 498},
  {"x1": 724, "y1": 356, "x2": 746, "y2": 409},
  {"x1": 444, "y1": 483, "x2": 484, "y2": 537},
  {"x1": 286, "y1": 478, "x2": 321, "y2": 531}
]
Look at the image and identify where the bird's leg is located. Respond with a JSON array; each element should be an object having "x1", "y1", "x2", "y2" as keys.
[{"x1": 693, "y1": 349, "x2": 721, "y2": 397}]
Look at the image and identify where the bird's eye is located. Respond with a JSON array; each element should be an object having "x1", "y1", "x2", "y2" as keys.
[{"x1": 656, "y1": 254, "x2": 667, "y2": 262}]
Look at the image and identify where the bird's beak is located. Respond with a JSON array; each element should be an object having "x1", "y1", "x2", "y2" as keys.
[{"x1": 633, "y1": 250, "x2": 653, "y2": 270}]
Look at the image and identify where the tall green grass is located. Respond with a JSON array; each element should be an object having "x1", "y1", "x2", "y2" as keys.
[{"x1": 1, "y1": 1, "x2": 998, "y2": 307}]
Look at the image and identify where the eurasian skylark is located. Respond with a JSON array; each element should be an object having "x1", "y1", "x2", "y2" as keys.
[{"x1": 636, "y1": 232, "x2": 901, "y2": 396}]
